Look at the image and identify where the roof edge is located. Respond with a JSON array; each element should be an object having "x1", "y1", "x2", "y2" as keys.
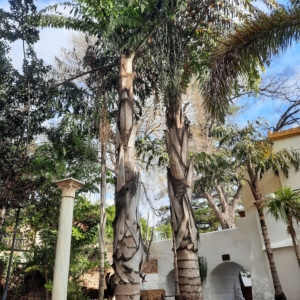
[{"x1": 268, "y1": 126, "x2": 300, "y2": 141}]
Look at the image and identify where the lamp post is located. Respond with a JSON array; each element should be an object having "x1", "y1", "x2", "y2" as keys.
[{"x1": 52, "y1": 178, "x2": 83, "y2": 300}]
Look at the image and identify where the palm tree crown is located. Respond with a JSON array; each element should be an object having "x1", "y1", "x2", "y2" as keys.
[{"x1": 266, "y1": 186, "x2": 300, "y2": 224}]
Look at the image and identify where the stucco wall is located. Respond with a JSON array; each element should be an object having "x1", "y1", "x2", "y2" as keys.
[
  {"x1": 146, "y1": 210, "x2": 300, "y2": 300},
  {"x1": 239, "y1": 130, "x2": 300, "y2": 299},
  {"x1": 200, "y1": 214, "x2": 274, "y2": 300},
  {"x1": 140, "y1": 239, "x2": 175, "y2": 297},
  {"x1": 272, "y1": 134, "x2": 300, "y2": 190},
  {"x1": 241, "y1": 170, "x2": 281, "y2": 214},
  {"x1": 143, "y1": 129, "x2": 300, "y2": 299},
  {"x1": 209, "y1": 262, "x2": 244, "y2": 300},
  {"x1": 241, "y1": 129, "x2": 300, "y2": 213}
]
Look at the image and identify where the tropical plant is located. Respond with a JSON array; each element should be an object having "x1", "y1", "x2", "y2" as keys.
[
  {"x1": 35, "y1": 1, "x2": 300, "y2": 300},
  {"x1": 0, "y1": 1, "x2": 60, "y2": 297},
  {"x1": 194, "y1": 151, "x2": 243, "y2": 230},
  {"x1": 152, "y1": 0, "x2": 260, "y2": 296},
  {"x1": 156, "y1": 200, "x2": 220, "y2": 235},
  {"x1": 202, "y1": 5, "x2": 300, "y2": 120},
  {"x1": 266, "y1": 187, "x2": 300, "y2": 267},
  {"x1": 210, "y1": 122, "x2": 300, "y2": 300},
  {"x1": 39, "y1": 1, "x2": 184, "y2": 299}
]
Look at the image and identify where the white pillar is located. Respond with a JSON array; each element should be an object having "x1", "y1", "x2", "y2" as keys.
[{"x1": 52, "y1": 178, "x2": 83, "y2": 300}]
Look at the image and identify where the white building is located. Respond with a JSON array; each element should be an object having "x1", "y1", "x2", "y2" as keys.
[{"x1": 141, "y1": 126, "x2": 300, "y2": 300}]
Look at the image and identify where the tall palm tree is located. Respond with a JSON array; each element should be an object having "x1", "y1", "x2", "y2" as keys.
[
  {"x1": 266, "y1": 187, "x2": 300, "y2": 268},
  {"x1": 153, "y1": 0, "x2": 259, "y2": 297},
  {"x1": 199, "y1": 5, "x2": 300, "y2": 298},
  {"x1": 40, "y1": 2, "x2": 182, "y2": 299},
  {"x1": 210, "y1": 123, "x2": 300, "y2": 300}
]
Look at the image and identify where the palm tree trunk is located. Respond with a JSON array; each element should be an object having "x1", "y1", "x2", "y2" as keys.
[
  {"x1": 98, "y1": 141, "x2": 107, "y2": 300},
  {"x1": 287, "y1": 212, "x2": 300, "y2": 268},
  {"x1": 165, "y1": 106, "x2": 203, "y2": 300},
  {"x1": 256, "y1": 203, "x2": 287, "y2": 300},
  {"x1": 112, "y1": 54, "x2": 146, "y2": 300},
  {"x1": 247, "y1": 166, "x2": 286, "y2": 300}
]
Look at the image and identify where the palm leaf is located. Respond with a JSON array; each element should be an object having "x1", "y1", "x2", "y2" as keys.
[
  {"x1": 39, "y1": 14, "x2": 99, "y2": 34},
  {"x1": 266, "y1": 187, "x2": 300, "y2": 225},
  {"x1": 202, "y1": 7, "x2": 300, "y2": 120}
]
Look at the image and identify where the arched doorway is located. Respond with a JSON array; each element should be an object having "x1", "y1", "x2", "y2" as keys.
[{"x1": 209, "y1": 262, "x2": 252, "y2": 300}]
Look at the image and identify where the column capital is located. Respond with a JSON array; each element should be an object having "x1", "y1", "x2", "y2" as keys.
[{"x1": 54, "y1": 178, "x2": 83, "y2": 198}]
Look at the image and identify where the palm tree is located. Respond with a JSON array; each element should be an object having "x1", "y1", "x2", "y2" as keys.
[
  {"x1": 40, "y1": 2, "x2": 182, "y2": 299},
  {"x1": 211, "y1": 123, "x2": 300, "y2": 300},
  {"x1": 40, "y1": 2, "x2": 300, "y2": 300},
  {"x1": 266, "y1": 187, "x2": 300, "y2": 268},
  {"x1": 198, "y1": 5, "x2": 300, "y2": 298},
  {"x1": 153, "y1": 1, "x2": 257, "y2": 297},
  {"x1": 202, "y1": 5, "x2": 300, "y2": 120}
]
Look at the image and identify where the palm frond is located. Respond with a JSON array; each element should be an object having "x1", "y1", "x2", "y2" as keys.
[
  {"x1": 39, "y1": 14, "x2": 99, "y2": 34},
  {"x1": 266, "y1": 187, "x2": 300, "y2": 225},
  {"x1": 202, "y1": 7, "x2": 300, "y2": 120}
]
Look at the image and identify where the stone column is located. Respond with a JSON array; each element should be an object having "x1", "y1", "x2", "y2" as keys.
[{"x1": 52, "y1": 178, "x2": 83, "y2": 300}]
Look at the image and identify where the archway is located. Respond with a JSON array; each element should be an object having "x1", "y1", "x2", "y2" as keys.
[{"x1": 209, "y1": 262, "x2": 252, "y2": 300}]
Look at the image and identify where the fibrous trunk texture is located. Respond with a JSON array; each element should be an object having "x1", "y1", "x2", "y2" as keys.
[
  {"x1": 287, "y1": 212, "x2": 300, "y2": 268},
  {"x1": 256, "y1": 202, "x2": 286, "y2": 300},
  {"x1": 112, "y1": 55, "x2": 146, "y2": 300},
  {"x1": 257, "y1": 207, "x2": 286, "y2": 300},
  {"x1": 247, "y1": 165, "x2": 286, "y2": 300},
  {"x1": 165, "y1": 107, "x2": 203, "y2": 300},
  {"x1": 98, "y1": 141, "x2": 107, "y2": 300}
]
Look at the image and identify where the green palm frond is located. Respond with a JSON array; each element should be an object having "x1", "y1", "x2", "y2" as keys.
[
  {"x1": 261, "y1": 0, "x2": 281, "y2": 11},
  {"x1": 39, "y1": 14, "x2": 99, "y2": 34},
  {"x1": 202, "y1": 6, "x2": 300, "y2": 120},
  {"x1": 266, "y1": 187, "x2": 300, "y2": 224}
]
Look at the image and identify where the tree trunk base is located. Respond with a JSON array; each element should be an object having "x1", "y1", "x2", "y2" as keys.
[
  {"x1": 177, "y1": 249, "x2": 202, "y2": 300},
  {"x1": 275, "y1": 292, "x2": 287, "y2": 300}
]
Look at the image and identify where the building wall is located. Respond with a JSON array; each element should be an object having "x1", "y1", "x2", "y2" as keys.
[
  {"x1": 271, "y1": 133, "x2": 300, "y2": 190},
  {"x1": 140, "y1": 239, "x2": 175, "y2": 297},
  {"x1": 143, "y1": 129, "x2": 300, "y2": 299},
  {"x1": 241, "y1": 170, "x2": 282, "y2": 214},
  {"x1": 146, "y1": 211, "x2": 300, "y2": 299},
  {"x1": 241, "y1": 130, "x2": 300, "y2": 299},
  {"x1": 146, "y1": 213, "x2": 274, "y2": 300}
]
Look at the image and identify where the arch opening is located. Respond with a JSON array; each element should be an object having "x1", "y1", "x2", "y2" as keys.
[{"x1": 209, "y1": 262, "x2": 252, "y2": 300}]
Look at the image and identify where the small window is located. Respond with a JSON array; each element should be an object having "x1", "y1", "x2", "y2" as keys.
[{"x1": 222, "y1": 254, "x2": 230, "y2": 261}]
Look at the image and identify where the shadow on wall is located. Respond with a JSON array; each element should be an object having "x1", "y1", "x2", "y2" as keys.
[{"x1": 210, "y1": 262, "x2": 252, "y2": 300}]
